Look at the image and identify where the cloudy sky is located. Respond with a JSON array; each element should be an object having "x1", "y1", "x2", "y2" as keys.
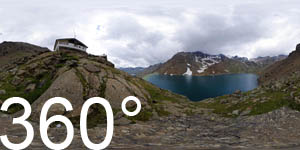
[{"x1": 1, "y1": 0, "x2": 300, "y2": 67}]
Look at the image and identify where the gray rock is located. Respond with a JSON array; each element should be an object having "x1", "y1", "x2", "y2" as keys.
[
  {"x1": 105, "y1": 79, "x2": 132, "y2": 108},
  {"x1": 29, "y1": 69, "x2": 84, "y2": 121},
  {"x1": 0, "y1": 90, "x2": 6, "y2": 95},
  {"x1": 232, "y1": 110, "x2": 240, "y2": 115},
  {"x1": 115, "y1": 117, "x2": 131, "y2": 126},
  {"x1": 11, "y1": 76, "x2": 23, "y2": 86},
  {"x1": 241, "y1": 110, "x2": 251, "y2": 116},
  {"x1": 84, "y1": 63, "x2": 101, "y2": 73},
  {"x1": 290, "y1": 91, "x2": 296, "y2": 98},
  {"x1": 114, "y1": 111, "x2": 124, "y2": 120},
  {"x1": 25, "y1": 83, "x2": 36, "y2": 92},
  {"x1": 234, "y1": 90, "x2": 242, "y2": 95},
  {"x1": 9, "y1": 68, "x2": 18, "y2": 75},
  {"x1": 16, "y1": 69, "x2": 26, "y2": 76},
  {"x1": 66, "y1": 60, "x2": 78, "y2": 67},
  {"x1": 220, "y1": 99, "x2": 228, "y2": 104}
]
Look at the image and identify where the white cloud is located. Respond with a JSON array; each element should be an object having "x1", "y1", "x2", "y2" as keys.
[{"x1": 1, "y1": 0, "x2": 300, "y2": 67}]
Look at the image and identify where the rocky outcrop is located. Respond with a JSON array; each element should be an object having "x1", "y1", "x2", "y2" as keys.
[
  {"x1": 0, "y1": 42, "x2": 191, "y2": 124},
  {"x1": 0, "y1": 90, "x2": 6, "y2": 95},
  {"x1": 30, "y1": 69, "x2": 84, "y2": 120}
]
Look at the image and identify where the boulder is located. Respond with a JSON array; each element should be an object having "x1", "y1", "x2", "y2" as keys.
[
  {"x1": 290, "y1": 91, "x2": 296, "y2": 98},
  {"x1": 115, "y1": 117, "x2": 131, "y2": 126},
  {"x1": 11, "y1": 76, "x2": 23, "y2": 86},
  {"x1": 29, "y1": 69, "x2": 84, "y2": 121},
  {"x1": 66, "y1": 60, "x2": 78, "y2": 67},
  {"x1": 234, "y1": 90, "x2": 242, "y2": 95},
  {"x1": 105, "y1": 79, "x2": 133, "y2": 108},
  {"x1": 47, "y1": 103, "x2": 66, "y2": 118},
  {"x1": 0, "y1": 90, "x2": 6, "y2": 95},
  {"x1": 9, "y1": 68, "x2": 18, "y2": 75},
  {"x1": 220, "y1": 99, "x2": 228, "y2": 104},
  {"x1": 232, "y1": 110, "x2": 240, "y2": 115},
  {"x1": 240, "y1": 109, "x2": 251, "y2": 116},
  {"x1": 28, "y1": 63, "x2": 39, "y2": 70},
  {"x1": 84, "y1": 63, "x2": 101, "y2": 73},
  {"x1": 25, "y1": 83, "x2": 36, "y2": 92},
  {"x1": 16, "y1": 69, "x2": 26, "y2": 76}
]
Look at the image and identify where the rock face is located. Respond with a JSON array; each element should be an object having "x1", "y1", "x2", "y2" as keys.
[
  {"x1": 296, "y1": 43, "x2": 300, "y2": 51},
  {"x1": 83, "y1": 63, "x2": 101, "y2": 73},
  {"x1": 30, "y1": 69, "x2": 84, "y2": 120},
  {"x1": 0, "y1": 42, "x2": 191, "y2": 124},
  {"x1": 137, "y1": 51, "x2": 285, "y2": 77},
  {"x1": 0, "y1": 90, "x2": 6, "y2": 95},
  {"x1": 259, "y1": 43, "x2": 300, "y2": 84}
]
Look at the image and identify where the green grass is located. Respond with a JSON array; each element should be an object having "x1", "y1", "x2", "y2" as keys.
[
  {"x1": 136, "y1": 79, "x2": 180, "y2": 103},
  {"x1": 0, "y1": 73, "x2": 54, "y2": 114},
  {"x1": 154, "y1": 105, "x2": 171, "y2": 117},
  {"x1": 127, "y1": 108, "x2": 153, "y2": 121},
  {"x1": 55, "y1": 64, "x2": 64, "y2": 68},
  {"x1": 99, "y1": 81, "x2": 107, "y2": 98},
  {"x1": 74, "y1": 68, "x2": 89, "y2": 99},
  {"x1": 61, "y1": 53, "x2": 79, "y2": 61},
  {"x1": 195, "y1": 91, "x2": 290, "y2": 117},
  {"x1": 249, "y1": 92, "x2": 289, "y2": 115}
]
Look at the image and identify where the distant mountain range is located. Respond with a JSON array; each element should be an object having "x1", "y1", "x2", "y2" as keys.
[
  {"x1": 118, "y1": 67, "x2": 145, "y2": 76},
  {"x1": 121, "y1": 51, "x2": 287, "y2": 77}
]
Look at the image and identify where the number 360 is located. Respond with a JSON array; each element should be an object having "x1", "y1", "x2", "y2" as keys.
[{"x1": 0, "y1": 96, "x2": 141, "y2": 150}]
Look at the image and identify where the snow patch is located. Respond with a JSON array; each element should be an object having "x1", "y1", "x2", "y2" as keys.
[
  {"x1": 183, "y1": 67, "x2": 192, "y2": 76},
  {"x1": 195, "y1": 56, "x2": 221, "y2": 73}
]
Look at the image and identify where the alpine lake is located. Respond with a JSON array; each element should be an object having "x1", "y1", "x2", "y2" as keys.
[{"x1": 144, "y1": 73, "x2": 258, "y2": 101}]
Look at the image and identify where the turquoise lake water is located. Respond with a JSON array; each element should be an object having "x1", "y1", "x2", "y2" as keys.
[{"x1": 144, "y1": 73, "x2": 258, "y2": 101}]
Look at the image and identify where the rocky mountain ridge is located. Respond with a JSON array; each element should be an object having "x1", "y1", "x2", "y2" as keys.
[
  {"x1": 0, "y1": 41, "x2": 49, "y2": 69},
  {"x1": 129, "y1": 51, "x2": 286, "y2": 77},
  {"x1": 259, "y1": 44, "x2": 300, "y2": 84}
]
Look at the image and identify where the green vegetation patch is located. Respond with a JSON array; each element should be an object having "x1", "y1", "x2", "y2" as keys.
[
  {"x1": 127, "y1": 108, "x2": 153, "y2": 121},
  {"x1": 196, "y1": 91, "x2": 290, "y2": 117},
  {"x1": 0, "y1": 73, "x2": 54, "y2": 114},
  {"x1": 154, "y1": 105, "x2": 171, "y2": 117},
  {"x1": 61, "y1": 53, "x2": 79, "y2": 61},
  {"x1": 136, "y1": 79, "x2": 181, "y2": 103}
]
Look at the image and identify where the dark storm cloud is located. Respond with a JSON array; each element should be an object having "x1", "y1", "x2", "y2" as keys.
[{"x1": 175, "y1": 10, "x2": 270, "y2": 55}]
